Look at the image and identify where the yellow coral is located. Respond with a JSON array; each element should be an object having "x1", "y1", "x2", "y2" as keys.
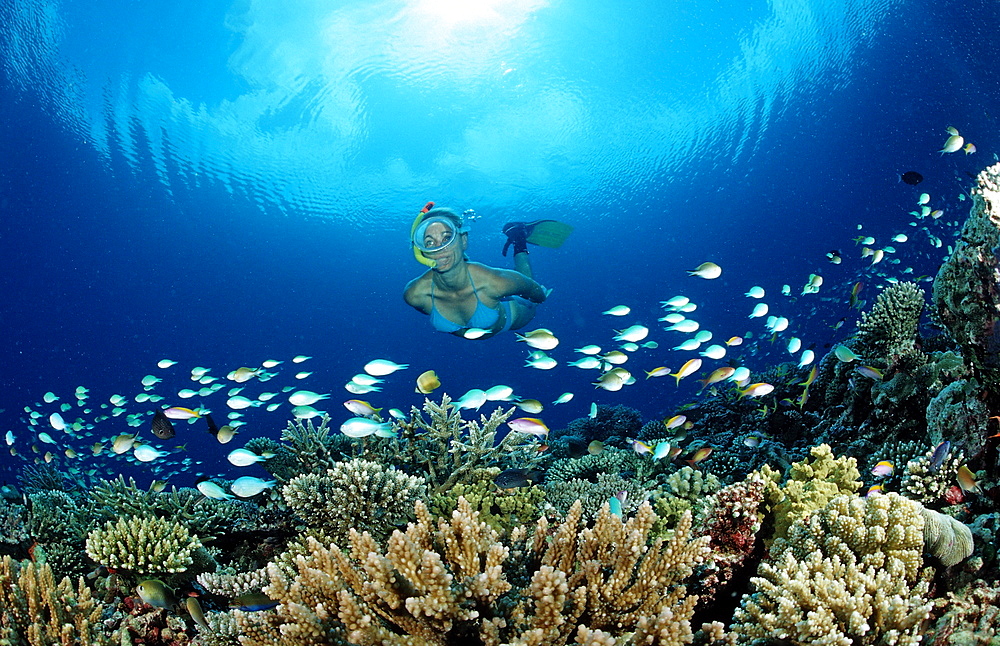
[
  {"x1": 237, "y1": 496, "x2": 708, "y2": 646},
  {"x1": 85, "y1": 514, "x2": 202, "y2": 576},
  {"x1": 0, "y1": 555, "x2": 112, "y2": 646},
  {"x1": 733, "y1": 493, "x2": 932, "y2": 645}
]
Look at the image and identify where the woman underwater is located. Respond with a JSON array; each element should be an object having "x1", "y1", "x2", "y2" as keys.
[{"x1": 403, "y1": 205, "x2": 571, "y2": 339}]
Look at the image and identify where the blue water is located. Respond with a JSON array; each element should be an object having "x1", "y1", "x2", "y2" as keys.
[{"x1": 1, "y1": 0, "x2": 998, "y2": 487}]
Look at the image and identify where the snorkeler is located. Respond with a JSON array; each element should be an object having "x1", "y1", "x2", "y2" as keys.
[{"x1": 403, "y1": 204, "x2": 572, "y2": 339}]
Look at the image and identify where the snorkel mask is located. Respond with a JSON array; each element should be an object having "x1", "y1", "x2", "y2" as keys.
[{"x1": 410, "y1": 203, "x2": 469, "y2": 268}]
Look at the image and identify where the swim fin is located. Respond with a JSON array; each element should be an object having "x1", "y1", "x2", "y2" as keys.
[{"x1": 524, "y1": 220, "x2": 573, "y2": 249}]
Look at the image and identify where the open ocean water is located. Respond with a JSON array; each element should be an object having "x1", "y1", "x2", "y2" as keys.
[{"x1": 1, "y1": 0, "x2": 1000, "y2": 641}]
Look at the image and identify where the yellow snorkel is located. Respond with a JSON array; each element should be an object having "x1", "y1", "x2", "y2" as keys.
[{"x1": 411, "y1": 201, "x2": 437, "y2": 268}]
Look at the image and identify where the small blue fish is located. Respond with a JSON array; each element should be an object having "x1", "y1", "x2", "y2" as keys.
[{"x1": 930, "y1": 440, "x2": 951, "y2": 472}]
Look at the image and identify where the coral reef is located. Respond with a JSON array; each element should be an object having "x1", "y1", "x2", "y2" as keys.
[
  {"x1": 933, "y1": 161, "x2": 1000, "y2": 403},
  {"x1": 281, "y1": 457, "x2": 426, "y2": 545},
  {"x1": 90, "y1": 475, "x2": 247, "y2": 540},
  {"x1": 428, "y1": 468, "x2": 545, "y2": 535},
  {"x1": 236, "y1": 496, "x2": 709, "y2": 645},
  {"x1": 85, "y1": 515, "x2": 204, "y2": 577},
  {"x1": 384, "y1": 395, "x2": 540, "y2": 495}
]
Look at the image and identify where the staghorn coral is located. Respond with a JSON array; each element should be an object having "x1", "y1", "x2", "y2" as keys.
[
  {"x1": 277, "y1": 415, "x2": 350, "y2": 476},
  {"x1": 546, "y1": 446, "x2": 645, "y2": 485},
  {"x1": 25, "y1": 490, "x2": 87, "y2": 543},
  {"x1": 382, "y1": 394, "x2": 539, "y2": 495},
  {"x1": 932, "y1": 162, "x2": 1000, "y2": 401},
  {"x1": 732, "y1": 492, "x2": 933, "y2": 645},
  {"x1": 85, "y1": 514, "x2": 204, "y2": 576},
  {"x1": 237, "y1": 496, "x2": 709, "y2": 646},
  {"x1": 856, "y1": 281, "x2": 926, "y2": 367},
  {"x1": 90, "y1": 475, "x2": 246, "y2": 540},
  {"x1": 197, "y1": 566, "x2": 269, "y2": 598},
  {"x1": 0, "y1": 555, "x2": 113, "y2": 646},
  {"x1": 282, "y1": 458, "x2": 425, "y2": 545}
]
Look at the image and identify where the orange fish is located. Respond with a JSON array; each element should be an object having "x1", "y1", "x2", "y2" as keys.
[
  {"x1": 686, "y1": 446, "x2": 712, "y2": 466},
  {"x1": 956, "y1": 465, "x2": 982, "y2": 494}
]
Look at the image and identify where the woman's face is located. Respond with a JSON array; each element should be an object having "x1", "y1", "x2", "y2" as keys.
[{"x1": 424, "y1": 221, "x2": 466, "y2": 271}]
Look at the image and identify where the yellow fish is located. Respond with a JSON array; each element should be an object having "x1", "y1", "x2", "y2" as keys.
[
  {"x1": 415, "y1": 370, "x2": 441, "y2": 394},
  {"x1": 669, "y1": 358, "x2": 702, "y2": 386}
]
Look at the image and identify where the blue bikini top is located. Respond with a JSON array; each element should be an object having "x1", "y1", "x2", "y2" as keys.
[{"x1": 429, "y1": 270, "x2": 502, "y2": 333}]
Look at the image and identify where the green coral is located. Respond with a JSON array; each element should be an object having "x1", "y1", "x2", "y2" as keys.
[
  {"x1": 544, "y1": 473, "x2": 648, "y2": 519},
  {"x1": 85, "y1": 515, "x2": 204, "y2": 577},
  {"x1": 281, "y1": 458, "x2": 426, "y2": 545},
  {"x1": 376, "y1": 394, "x2": 539, "y2": 495},
  {"x1": 429, "y1": 469, "x2": 545, "y2": 535},
  {"x1": 856, "y1": 281, "x2": 926, "y2": 366},
  {"x1": 89, "y1": 476, "x2": 244, "y2": 540},
  {"x1": 26, "y1": 490, "x2": 87, "y2": 543},
  {"x1": 763, "y1": 443, "x2": 863, "y2": 549},
  {"x1": 546, "y1": 447, "x2": 642, "y2": 484}
]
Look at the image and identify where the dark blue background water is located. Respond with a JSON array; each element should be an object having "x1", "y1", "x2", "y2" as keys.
[{"x1": 2, "y1": 0, "x2": 998, "y2": 487}]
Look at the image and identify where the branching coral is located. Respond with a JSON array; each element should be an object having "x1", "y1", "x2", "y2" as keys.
[
  {"x1": 732, "y1": 493, "x2": 933, "y2": 645},
  {"x1": 85, "y1": 514, "x2": 204, "y2": 576},
  {"x1": 381, "y1": 395, "x2": 540, "y2": 495},
  {"x1": 277, "y1": 415, "x2": 349, "y2": 476},
  {"x1": 0, "y1": 555, "x2": 112, "y2": 646},
  {"x1": 282, "y1": 458, "x2": 426, "y2": 545},
  {"x1": 856, "y1": 281, "x2": 926, "y2": 367},
  {"x1": 90, "y1": 475, "x2": 244, "y2": 540},
  {"x1": 761, "y1": 443, "x2": 863, "y2": 549},
  {"x1": 429, "y1": 469, "x2": 545, "y2": 535},
  {"x1": 237, "y1": 496, "x2": 709, "y2": 646}
]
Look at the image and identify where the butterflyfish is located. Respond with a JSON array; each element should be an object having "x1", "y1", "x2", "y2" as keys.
[{"x1": 415, "y1": 370, "x2": 441, "y2": 394}]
